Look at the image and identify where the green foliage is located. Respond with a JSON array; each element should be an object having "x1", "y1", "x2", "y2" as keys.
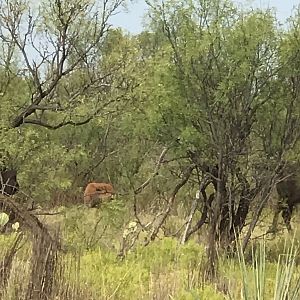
[
  {"x1": 1, "y1": 205, "x2": 300, "y2": 299},
  {"x1": 66, "y1": 235, "x2": 215, "y2": 299},
  {"x1": 2, "y1": 1, "x2": 300, "y2": 298},
  {"x1": 78, "y1": 250, "x2": 150, "y2": 299},
  {"x1": 63, "y1": 199, "x2": 127, "y2": 251},
  {"x1": 235, "y1": 236, "x2": 300, "y2": 300},
  {"x1": 176, "y1": 287, "x2": 226, "y2": 300},
  {"x1": 273, "y1": 236, "x2": 300, "y2": 300}
]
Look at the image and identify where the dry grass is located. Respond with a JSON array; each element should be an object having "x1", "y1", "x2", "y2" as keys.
[{"x1": 0, "y1": 199, "x2": 300, "y2": 300}]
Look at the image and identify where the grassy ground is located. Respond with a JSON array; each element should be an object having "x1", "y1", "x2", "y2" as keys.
[{"x1": 1, "y1": 199, "x2": 300, "y2": 299}]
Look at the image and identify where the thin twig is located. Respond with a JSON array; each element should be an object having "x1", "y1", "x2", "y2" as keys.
[{"x1": 134, "y1": 146, "x2": 170, "y2": 194}]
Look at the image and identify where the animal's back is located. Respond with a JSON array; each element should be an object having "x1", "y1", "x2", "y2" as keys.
[
  {"x1": 93, "y1": 182, "x2": 114, "y2": 193},
  {"x1": 83, "y1": 182, "x2": 114, "y2": 208}
]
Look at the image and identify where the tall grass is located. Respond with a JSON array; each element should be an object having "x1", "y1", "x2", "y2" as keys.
[
  {"x1": 236, "y1": 234, "x2": 300, "y2": 300},
  {"x1": 1, "y1": 205, "x2": 300, "y2": 299},
  {"x1": 273, "y1": 235, "x2": 300, "y2": 300}
]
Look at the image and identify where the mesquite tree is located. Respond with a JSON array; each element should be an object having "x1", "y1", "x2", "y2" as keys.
[{"x1": 143, "y1": 0, "x2": 300, "y2": 278}]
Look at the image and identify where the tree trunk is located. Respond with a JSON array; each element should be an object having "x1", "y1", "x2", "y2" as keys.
[
  {"x1": 204, "y1": 157, "x2": 226, "y2": 281},
  {"x1": 0, "y1": 196, "x2": 60, "y2": 300}
]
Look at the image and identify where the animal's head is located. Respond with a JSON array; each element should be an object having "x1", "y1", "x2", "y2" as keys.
[{"x1": 104, "y1": 183, "x2": 115, "y2": 199}]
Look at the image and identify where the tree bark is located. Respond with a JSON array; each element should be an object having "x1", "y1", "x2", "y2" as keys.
[{"x1": 0, "y1": 196, "x2": 60, "y2": 300}]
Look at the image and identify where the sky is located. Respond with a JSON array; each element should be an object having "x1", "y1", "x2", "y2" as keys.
[{"x1": 110, "y1": 0, "x2": 300, "y2": 34}]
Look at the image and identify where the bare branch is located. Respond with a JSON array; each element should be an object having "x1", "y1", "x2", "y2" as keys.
[
  {"x1": 134, "y1": 146, "x2": 170, "y2": 194},
  {"x1": 23, "y1": 114, "x2": 99, "y2": 129},
  {"x1": 145, "y1": 165, "x2": 195, "y2": 245},
  {"x1": 181, "y1": 174, "x2": 210, "y2": 244},
  {"x1": 0, "y1": 0, "x2": 129, "y2": 128}
]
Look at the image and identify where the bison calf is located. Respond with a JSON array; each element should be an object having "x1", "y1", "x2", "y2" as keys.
[{"x1": 83, "y1": 182, "x2": 115, "y2": 208}]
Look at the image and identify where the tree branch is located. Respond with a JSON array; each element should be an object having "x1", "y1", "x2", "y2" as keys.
[
  {"x1": 145, "y1": 165, "x2": 195, "y2": 245},
  {"x1": 134, "y1": 146, "x2": 170, "y2": 194}
]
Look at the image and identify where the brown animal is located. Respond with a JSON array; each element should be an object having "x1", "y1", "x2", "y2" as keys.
[
  {"x1": 83, "y1": 182, "x2": 115, "y2": 208},
  {"x1": 270, "y1": 163, "x2": 300, "y2": 232},
  {"x1": 0, "y1": 169, "x2": 19, "y2": 196}
]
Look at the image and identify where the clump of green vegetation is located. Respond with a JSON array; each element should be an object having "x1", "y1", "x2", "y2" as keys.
[
  {"x1": 62, "y1": 199, "x2": 127, "y2": 251},
  {"x1": 65, "y1": 237, "x2": 215, "y2": 299},
  {"x1": 1, "y1": 205, "x2": 300, "y2": 300}
]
